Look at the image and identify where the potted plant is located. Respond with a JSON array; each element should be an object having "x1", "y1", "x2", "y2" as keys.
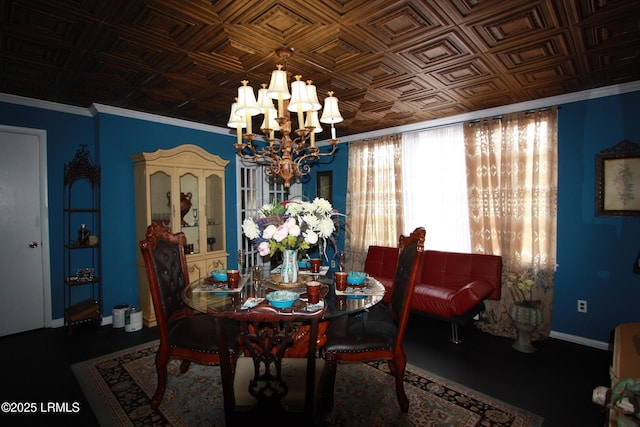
[
  {"x1": 593, "y1": 378, "x2": 640, "y2": 426},
  {"x1": 504, "y1": 270, "x2": 542, "y2": 352}
]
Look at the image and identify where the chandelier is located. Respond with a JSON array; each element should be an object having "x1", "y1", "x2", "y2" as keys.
[{"x1": 227, "y1": 47, "x2": 343, "y2": 188}]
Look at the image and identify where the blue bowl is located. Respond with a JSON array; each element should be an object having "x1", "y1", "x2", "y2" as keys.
[
  {"x1": 298, "y1": 260, "x2": 311, "y2": 269},
  {"x1": 266, "y1": 290, "x2": 299, "y2": 308},
  {"x1": 211, "y1": 269, "x2": 227, "y2": 281},
  {"x1": 347, "y1": 271, "x2": 368, "y2": 285}
]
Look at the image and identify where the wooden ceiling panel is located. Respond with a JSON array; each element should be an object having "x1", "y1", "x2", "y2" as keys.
[{"x1": 1, "y1": 0, "x2": 639, "y2": 136}]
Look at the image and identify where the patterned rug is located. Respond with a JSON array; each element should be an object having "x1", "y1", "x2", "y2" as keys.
[{"x1": 72, "y1": 340, "x2": 543, "y2": 426}]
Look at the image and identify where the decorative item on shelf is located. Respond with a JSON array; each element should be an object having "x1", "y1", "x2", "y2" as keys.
[
  {"x1": 228, "y1": 47, "x2": 343, "y2": 188},
  {"x1": 192, "y1": 208, "x2": 198, "y2": 226},
  {"x1": 167, "y1": 191, "x2": 192, "y2": 226},
  {"x1": 207, "y1": 237, "x2": 216, "y2": 251},
  {"x1": 77, "y1": 224, "x2": 90, "y2": 246},
  {"x1": 505, "y1": 270, "x2": 542, "y2": 353},
  {"x1": 241, "y1": 197, "x2": 344, "y2": 284}
]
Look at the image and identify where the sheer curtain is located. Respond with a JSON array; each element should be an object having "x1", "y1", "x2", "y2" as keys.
[
  {"x1": 344, "y1": 134, "x2": 403, "y2": 271},
  {"x1": 465, "y1": 108, "x2": 558, "y2": 339},
  {"x1": 402, "y1": 124, "x2": 470, "y2": 252}
]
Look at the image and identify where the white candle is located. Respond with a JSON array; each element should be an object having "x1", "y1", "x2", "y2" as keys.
[
  {"x1": 297, "y1": 105, "x2": 304, "y2": 130},
  {"x1": 278, "y1": 94, "x2": 284, "y2": 118}
]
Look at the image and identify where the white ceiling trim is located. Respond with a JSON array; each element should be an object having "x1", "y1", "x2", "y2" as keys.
[{"x1": 2, "y1": 80, "x2": 639, "y2": 145}]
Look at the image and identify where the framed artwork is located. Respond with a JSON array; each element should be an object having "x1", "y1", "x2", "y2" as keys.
[
  {"x1": 317, "y1": 171, "x2": 333, "y2": 204},
  {"x1": 596, "y1": 140, "x2": 640, "y2": 216}
]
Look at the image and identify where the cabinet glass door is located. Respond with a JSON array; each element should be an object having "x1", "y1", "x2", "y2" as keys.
[
  {"x1": 150, "y1": 171, "x2": 171, "y2": 228},
  {"x1": 206, "y1": 173, "x2": 224, "y2": 252},
  {"x1": 179, "y1": 172, "x2": 199, "y2": 254}
]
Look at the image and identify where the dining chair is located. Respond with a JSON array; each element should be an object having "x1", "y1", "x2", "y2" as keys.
[
  {"x1": 322, "y1": 226, "x2": 425, "y2": 413},
  {"x1": 139, "y1": 222, "x2": 239, "y2": 410},
  {"x1": 207, "y1": 303, "x2": 328, "y2": 426}
]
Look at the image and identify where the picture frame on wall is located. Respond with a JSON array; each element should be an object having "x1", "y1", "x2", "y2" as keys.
[
  {"x1": 317, "y1": 171, "x2": 333, "y2": 204},
  {"x1": 595, "y1": 140, "x2": 640, "y2": 216}
]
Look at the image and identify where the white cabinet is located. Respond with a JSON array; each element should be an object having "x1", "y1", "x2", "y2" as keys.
[{"x1": 132, "y1": 144, "x2": 229, "y2": 326}]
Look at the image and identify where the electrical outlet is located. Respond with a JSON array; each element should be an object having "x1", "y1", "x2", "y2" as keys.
[
  {"x1": 577, "y1": 300, "x2": 587, "y2": 313},
  {"x1": 331, "y1": 260, "x2": 336, "y2": 268}
]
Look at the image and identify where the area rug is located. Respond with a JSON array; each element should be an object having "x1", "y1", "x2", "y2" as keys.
[{"x1": 72, "y1": 340, "x2": 543, "y2": 426}]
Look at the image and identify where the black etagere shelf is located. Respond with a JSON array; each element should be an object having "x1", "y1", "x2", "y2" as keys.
[{"x1": 63, "y1": 145, "x2": 102, "y2": 331}]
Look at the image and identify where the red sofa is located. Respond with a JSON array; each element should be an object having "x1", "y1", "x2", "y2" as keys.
[{"x1": 364, "y1": 246, "x2": 502, "y2": 342}]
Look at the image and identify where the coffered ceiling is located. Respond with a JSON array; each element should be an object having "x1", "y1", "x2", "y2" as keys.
[{"x1": 1, "y1": 0, "x2": 639, "y2": 139}]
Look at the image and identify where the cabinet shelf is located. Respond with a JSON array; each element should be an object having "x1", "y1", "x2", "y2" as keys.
[
  {"x1": 63, "y1": 208, "x2": 99, "y2": 213},
  {"x1": 65, "y1": 277, "x2": 101, "y2": 286},
  {"x1": 64, "y1": 243, "x2": 100, "y2": 249}
]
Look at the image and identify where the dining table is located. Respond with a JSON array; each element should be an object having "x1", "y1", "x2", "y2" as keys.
[
  {"x1": 181, "y1": 268, "x2": 386, "y2": 357},
  {"x1": 181, "y1": 268, "x2": 386, "y2": 320}
]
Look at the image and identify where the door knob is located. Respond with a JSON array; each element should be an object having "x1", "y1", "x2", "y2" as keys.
[{"x1": 29, "y1": 241, "x2": 39, "y2": 248}]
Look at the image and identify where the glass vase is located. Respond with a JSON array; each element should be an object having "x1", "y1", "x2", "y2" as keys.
[{"x1": 281, "y1": 249, "x2": 299, "y2": 284}]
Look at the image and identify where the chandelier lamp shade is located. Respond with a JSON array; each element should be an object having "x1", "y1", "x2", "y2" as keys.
[{"x1": 228, "y1": 47, "x2": 343, "y2": 187}]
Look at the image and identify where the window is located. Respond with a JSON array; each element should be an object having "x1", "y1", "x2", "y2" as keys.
[{"x1": 402, "y1": 124, "x2": 470, "y2": 252}]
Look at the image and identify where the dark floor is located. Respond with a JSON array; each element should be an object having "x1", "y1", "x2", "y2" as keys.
[{"x1": 0, "y1": 314, "x2": 612, "y2": 426}]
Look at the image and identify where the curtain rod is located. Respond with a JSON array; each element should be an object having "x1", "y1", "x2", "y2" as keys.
[{"x1": 466, "y1": 106, "x2": 558, "y2": 125}]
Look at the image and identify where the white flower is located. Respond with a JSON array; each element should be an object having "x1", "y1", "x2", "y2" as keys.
[
  {"x1": 263, "y1": 224, "x2": 277, "y2": 239},
  {"x1": 317, "y1": 217, "x2": 336, "y2": 238},
  {"x1": 241, "y1": 219, "x2": 260, "y2": 240},
  {"x1": 288, "y1": 224, "x2": 301, "y2": 237},
  {"x1": 313, "y1": 197, "x2": 333, "y2": 213},
  {"x1": 301, "y1": 201, "x2": 315, "y2": 213},
  {"x1": 302, "y1": 213, "x2": 320, "y2": 228},
  {"x1": 285, "y1": 201, "x2": 303, "y2": 215},
  {"x1": 303, "y1": 230, "x2": 318, "y2": 245}
]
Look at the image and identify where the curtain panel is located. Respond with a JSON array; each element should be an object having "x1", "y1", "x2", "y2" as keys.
[
  {"x1": 345, "y1": 134, "x2": 404, "y2": 271},
  {"x1": 465, "y1": 108, "x2": 558, "y2": 339}
]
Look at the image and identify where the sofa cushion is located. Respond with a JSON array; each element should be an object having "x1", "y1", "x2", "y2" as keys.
[{"x1": 421, "y1": 251, "x2": 501, "y2": 301}]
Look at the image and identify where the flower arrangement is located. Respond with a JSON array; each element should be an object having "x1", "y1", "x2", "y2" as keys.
[
  {"x1": 504, "y1": 270, "x2": 539, "y2": 308},
  {"x1": 241, "y1": 197, "x2": 342, "y2": 257}
]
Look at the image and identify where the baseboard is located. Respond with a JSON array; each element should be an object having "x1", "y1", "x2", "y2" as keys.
[{"x1": 549, "y1": 330, "x2": 611, "y2": 351}]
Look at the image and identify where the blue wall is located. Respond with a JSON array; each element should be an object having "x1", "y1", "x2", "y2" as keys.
[
  {"x1": 1, "y1": 88, "x2": 639, "y2": 344},
  {"x1": 94, "y1": 114, "x2": 238, "y2": 315},
  {"x1": 554, "y1": 91, "x2": 640, "y2": 342}
]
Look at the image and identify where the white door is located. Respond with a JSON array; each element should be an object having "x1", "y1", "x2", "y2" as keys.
[{"x1": 0, "y1": 126, "x2": 51, "y2": 336}]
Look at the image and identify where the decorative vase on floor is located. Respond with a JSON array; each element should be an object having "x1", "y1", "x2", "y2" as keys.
[
  {"x1": 510, "y1": 301, "x2": 542, "y2": 353},
  {"x1": 280, "y1": 249, "x2": 299, "y2": 284}
]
